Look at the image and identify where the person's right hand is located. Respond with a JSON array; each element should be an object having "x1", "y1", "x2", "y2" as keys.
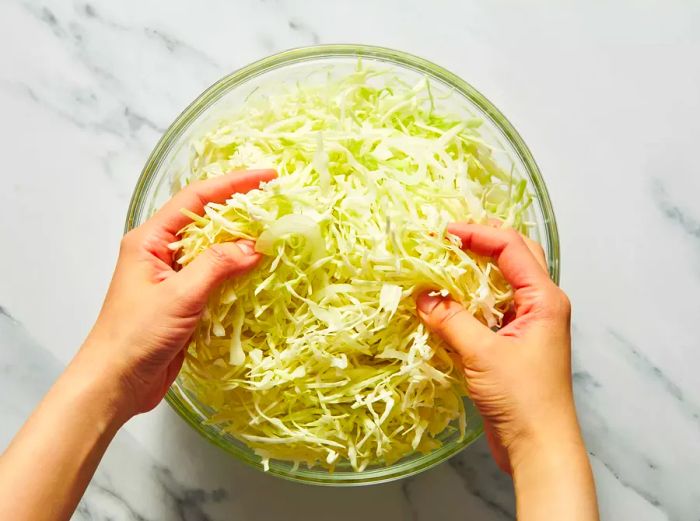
[
  {"x1": 416, "y1": 223, "x2": 579, "y2": 474},
  {"x1": 80, "y1": 169, "x2": 276, "y2": 420}
]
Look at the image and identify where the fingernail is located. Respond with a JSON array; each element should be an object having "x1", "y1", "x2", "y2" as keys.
[
  {"x1": 237, "y1": 240, "x2": 256, "y2": 256},
  {"x1": 417, "y1": 293, "x2": 442, "y2": 315}
]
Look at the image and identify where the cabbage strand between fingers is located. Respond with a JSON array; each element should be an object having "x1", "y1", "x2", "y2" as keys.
[{"x1": 170, "y1": 66, "x2": 531, "y2": 471}]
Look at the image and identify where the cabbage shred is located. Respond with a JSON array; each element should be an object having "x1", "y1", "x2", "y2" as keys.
[{"x1": 171, "y1": 66, "x2": 531, "y2": 471}]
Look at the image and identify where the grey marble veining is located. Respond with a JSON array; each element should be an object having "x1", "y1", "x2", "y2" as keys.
[{"x1": 1, "y1": 1, "x2": 700, "y2": 520}]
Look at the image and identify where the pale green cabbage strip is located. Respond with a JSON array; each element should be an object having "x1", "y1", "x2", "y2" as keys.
[{"x1": 170, "y1": 66, "x2": 531, "y2": 472}]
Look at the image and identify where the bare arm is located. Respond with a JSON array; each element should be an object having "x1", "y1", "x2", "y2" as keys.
[
  {"x1": 0, "y1": 354, "x2": 126, "y2": 520},
  {"x1": 0, "y1": 169, "x2": 276, "y2": 521},
  {"x1": 416, "y1": 223, "x2": 598, "y2": 521}
]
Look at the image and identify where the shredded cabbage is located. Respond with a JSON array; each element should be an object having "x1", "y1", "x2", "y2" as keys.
[{"x1": 171, "y1": 65, "x2": 531, "y2": 471}]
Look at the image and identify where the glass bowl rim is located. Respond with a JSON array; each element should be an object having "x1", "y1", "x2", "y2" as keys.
[{"x1": 124, "y1": 44, "x2": 560, "y2": 486}]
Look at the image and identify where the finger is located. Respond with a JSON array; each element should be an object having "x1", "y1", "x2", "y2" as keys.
[
  {"x1": 168, "y1": 240, "x2": 261, "y2": 309},
  {"x1": 447, "y1": 223, "x2": 550, "y2": 290},
  {"x1": 147, "y1": 169, "x2": 277, "y2": 236},
  {"x1": 416, "y1": 292, "x2": 493, "y2": 362},
  {"x1": 523, "y1": 236, "x2": 547, "y2": 272},
  {"x1": 485, "y1": 219, "x2": 547, "y2": 273}
]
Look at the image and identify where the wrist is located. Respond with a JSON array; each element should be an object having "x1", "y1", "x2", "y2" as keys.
[
  {"x1": 63, "y1": 347, "x2": 134, "y2": 429},
  {"x1": 507, "y1": 408, "x2": 586, "y2": 473},
  {"x1": 508, "y1": 415, "x2": 599, "y2": 521}
]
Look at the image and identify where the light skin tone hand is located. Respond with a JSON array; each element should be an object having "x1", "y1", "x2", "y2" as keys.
[
  {"x1": 0, "y1": 169, "x2": 276, "y2": 521},
  {"x1": 416, "y1": 223, "x2": 599, "y2": 521},
  {"x1": 0, "y1": 169, "x2": 597, "y2": 520}
]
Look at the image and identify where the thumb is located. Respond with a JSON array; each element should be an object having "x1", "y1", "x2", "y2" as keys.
[
  {"x1": 171, "y1": 240, "x2": 261, "y2": 307},
  {"x1": 416, "y1": 292, "x2": 493, "y2": 362}
]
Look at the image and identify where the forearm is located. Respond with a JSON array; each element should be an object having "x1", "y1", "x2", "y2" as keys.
[
  {"x1": 0, "y1": 351, "x2": 128, "y2": 521},
  {"x1": 510, "y1": 421, "x2": 599, "y2": 521}
]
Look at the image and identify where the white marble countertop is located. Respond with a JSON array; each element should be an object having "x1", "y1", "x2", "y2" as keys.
[{"x1": 1, "y1": 1, "x2": 699, "y2": 520}]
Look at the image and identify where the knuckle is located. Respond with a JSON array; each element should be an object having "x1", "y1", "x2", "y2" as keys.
[
  {"x1": 185, "y1": 179, "x2": 204, "y2": 192},
  {"x1": 205, "y1": 243, "x2": 231, "y2": 266},
  {"x1": 504, "y1": 228, "x2": 524, "y2": 244},
  {"x1": 184, "y1": 180, "x2": 207, "y2": 199},
  {"x1": 170, "y1": 280, "x2": 194, "y2": 303},
  {"x1": 533, "y1": 242, "x2": 546, "y2": 258},
  {"x1": 431, "y1": 302, "x2": 464, "y2": 333},
  {"x1": 558, "y1": 292, "x2": 572, "y2": 315},
  {"x1": 119, "y1": 229, "x2": 141, "y2": 253},
  {"x1": 162, "y1": 274, "x2": 193, "y2": 300},
  {"x1": 544, "y1": 287, "x2": 571, "y2": 317}
]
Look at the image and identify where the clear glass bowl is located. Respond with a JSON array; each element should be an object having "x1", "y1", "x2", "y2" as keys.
[{"x1": 125, "y1": 45, "x2": 560, "y2": 486}]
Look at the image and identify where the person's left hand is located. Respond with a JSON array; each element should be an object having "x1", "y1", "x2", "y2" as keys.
[{"x1": 78, "y1": 169, "x2": 277, "y2": 419}]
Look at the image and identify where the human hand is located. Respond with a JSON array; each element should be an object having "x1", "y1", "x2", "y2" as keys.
[
  {"x1": 77, "y1": 169, "x2": 277, "y2": 420},
  {"x1": 416, "y1": 223, "x2": 578, "y2": 474}
]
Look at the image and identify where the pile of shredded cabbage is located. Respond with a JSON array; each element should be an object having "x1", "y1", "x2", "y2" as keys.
[{"x1": 170, "y1": 66, "x2": 531, "y2": 471}]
